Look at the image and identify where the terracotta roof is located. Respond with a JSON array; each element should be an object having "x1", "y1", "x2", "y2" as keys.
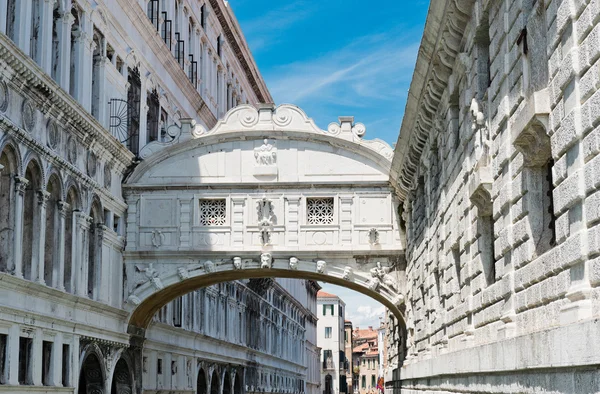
[
  {"x1": 353, "y1": 328, "x2": 378, "y2": 340},
  {"x1": 352, "y1": 343, "x2": 369, "y2": 353},
  {"x1": 317, "y1": 290, "x2": 339, "y2": 299},
  {"x1": 365, "y1": 350, "x2": 379, "y2": 356}
]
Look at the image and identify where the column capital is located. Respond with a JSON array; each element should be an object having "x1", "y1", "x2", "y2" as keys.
[
  {"x1": 58, "y1": 201, "x2": 70, "y2": 216},
  {"x1": 14, "y1": 176, "x2": 29, "y2": 194},
  {"x1": 37, "y1": 189, "x2": 51, "y2": 205}
]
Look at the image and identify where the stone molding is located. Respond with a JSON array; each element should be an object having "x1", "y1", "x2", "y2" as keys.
[{"x1": 390, "y1": 0, "x2": 475, "y2": 199}]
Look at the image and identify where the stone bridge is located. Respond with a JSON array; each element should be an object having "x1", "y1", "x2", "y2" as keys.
[{"x1": 122, "y1": 104, "x2": 406, "y2": 335}]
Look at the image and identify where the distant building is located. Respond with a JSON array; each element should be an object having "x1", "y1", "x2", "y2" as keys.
[
  {"x1": 352, "y1": 327, "x2": 380, "y2": 394},
  {"x1": 317, "y1": 290, "x2": 348, "y2": 394},
  {"x1": 344, "y1": 321, "x2": 354, "y2": 394}
]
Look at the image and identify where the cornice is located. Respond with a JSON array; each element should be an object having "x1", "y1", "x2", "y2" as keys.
[
  {"x1": 0, "y1": 35, "x2": 135, "y2": 168},
  {"x1": 208, "y1": 0, "x2": 272, "y2": 103},
  {"x1": 390, "y1": 0, "x2": 474, "y2": 200}
]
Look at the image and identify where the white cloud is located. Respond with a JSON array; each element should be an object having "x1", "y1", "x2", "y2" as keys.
[
  {"x1": 265, "y1": 33, "x2": 419, "y2": 106},
  {"x1": 319, "y1": 283, "x2": 387, "y2": 329}
]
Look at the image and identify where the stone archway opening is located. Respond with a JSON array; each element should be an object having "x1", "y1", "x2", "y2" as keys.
[
  {"x1": 325, "y1": 374, "x2": 333, "y2": 394},
  {"x1": 234, "y1": 371, "x2": 242, "y2": 394},
  {"x1": 111, "y1": 358, "x2": 133, "y2": 394},
  {"x1": 198, "y1": 368, "x2": 208, "y2": 394},
  {"x1": 78, "y1": 353, "x2": 104, "y2": 394},
  {"x1": 223, "y1": 370, "x2": 232, "y2": 394},
  {"x1": 210, "y1": 370, "x2": 220, "y2": 394}
]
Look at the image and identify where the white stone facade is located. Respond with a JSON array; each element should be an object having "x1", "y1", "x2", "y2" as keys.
[
  {"x1": 317, "y1": 292, "x2": 347, "y2": 394},
  {"x1": 0, "y1": 1, "x2": 324, "y2": 394},
  {"x1": 390, "y1": 0, "x2": 600, "y2": 392}
]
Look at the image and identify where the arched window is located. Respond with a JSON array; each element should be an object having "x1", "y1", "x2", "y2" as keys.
[
  {"x1": 234, "y1": 372, "x2": 242, "y2": 394},
  {"x1": 223, "y1": 371, "x2": 231, "y2": 394},
  {"x1": 91, "y1": 29, "x2": 104, "y2": 122},
  {"x1": 30, "y1": 0, "x2": 42, "y2": 63},
  {"x1": 44, "y1": 175, "x2": 61, "y2": 286},
  {"x1": 51, "y1": 2, "x2": 62, "y2": 82},
  {"x1": 0, "y1": 146, "x2": 17, "y2": 273},
  {"x1": 22, "y1": 160, "x2": 42, "y2": 281},
  {"x1": 6, "y1": 0, "x2": 17, "y2": 42}
]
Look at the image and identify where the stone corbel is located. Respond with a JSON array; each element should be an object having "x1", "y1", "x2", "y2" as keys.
[
  {"x1": 469, "y1": 165, "x2": 493, "y2": 216},
  {"x1": 511, "y1": 89, "x2": 551, "y2": 167}
]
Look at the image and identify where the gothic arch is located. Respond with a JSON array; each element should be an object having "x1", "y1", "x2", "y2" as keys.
[
  {"x1": 78, "y1": 344, "x2": 106, "y2": 394},
  {"x1": 210, "y1": 369, "x2": 221, "y2": 394},
  {"x1": 197, "y1": 367, "x2": 208, "y2": 394},
  {"x1": 0, "y1": 138, "x2": 22, "y2": 175},
  {"x1": 110, "y1": 357, "x2": 134, "y2": 394}
]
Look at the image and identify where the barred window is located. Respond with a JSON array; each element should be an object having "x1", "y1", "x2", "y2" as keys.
[
  {"x1": 307, "y1": 198, "x2": 334, "y2": 225},
  {"x1": 199, "y1": 199, "x2": 227, "y2": 226}
]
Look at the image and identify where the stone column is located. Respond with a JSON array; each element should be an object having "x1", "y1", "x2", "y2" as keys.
[
  {"x1": 15, "y1": 0, "x2": 33, "y2": 55},
  {"x1": 97, "y1": 224, "x2": 109, "y2": 303},
  {"x1": 74, "y1": 212, "x2": 92, "y2": 297},
  {"x1": 40, "y1": 0, "x2": 54, "y2": 73},
  {"x1": 6, "y1": 324, "x2": 20, "y2": 385},
  {"x1": 51, "y1": 332, "x2": 63, "y2": 386},
  {"x1": 35, "y1": 190, "x2": 50, "y2": 285},
  {"x1": 0, "y1": 0, "x2": 7, "y2": 35},
  {"x1": 13, "y1": 176, "x2": 28, "y2": 279},
  {"x1": 57, "y1": 13, "x2": 75, "y2": 91},
  {"x1": 32, "y1": 328, "x2": 43, "y2": 385},
  {"x1": 80, "y1": 29, "x2": 94, "y2": 111},
  {"x1": 55, "y1": 201, "x2": 68, "y2": 290}
]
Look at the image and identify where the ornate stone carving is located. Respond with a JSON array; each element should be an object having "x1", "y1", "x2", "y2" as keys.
[
  {"x1": 370, "y1": 262, "x2": 398, "y2": 292},
  {"x1": 368, "y1": 228, "x2": 380, "y2": 245},
  {"x1": 22, "y1": 100, "x2": 36, "y2": 132},
  {"x1": 87, "y1": 151, "x2": 97, "y2": 177},
  {"x1": 233, "y1": 256, "x2": 243, "y2": 270},
  {"x1": 47, "y1": 120, "x2": 60, "y2": 150},
  {"x1": 257, "y1": 197, "x2": 274, "y2": 245},
  {"x1": 470, "y1": 98, "x2": 490, "y2": 166},
  {"x1": 470, "y1": 182, "x2": 493, "y2": 216},
  {"x1": 66, "y1": 136, "x2": 78, "y2": 165},
  {"x1": 254, "y1": 139, "x2": 277, "y2": 166},
  {"x1": 103, "y1": 163, "x2": 112, "y2": 189},
  {"x1": 352, "y1": 122, "x2": 366, "y2": 138},
  {"x1": 151, "y1": 230, "x2": 164, "y2": 248},
  {"x1": 289, "y1": 257, "x2": 298, "y2": 270},
  {"x1": 14, "y1": 176, "x2": 29, "y2": 195},
  {"x1": 342, "y1": 266, "x2": 353, "y2": 281},
  {"x1": 239, "y1": 107, "x2": 259, "y2": 127},
  {"x1": 316, "y1": 260, "x2": 327, "y2": 274},
  {"x1": 513, "y1": 122, "x2": 551, "y2": 167},
  {"x1": 273, "y1": 106, "x2": 293, "y2": 127},
  {"x1": 204, "y1": 260, "x2": 215, "y2": 273},
  {"x1": 134, "y1": 263, "x2": 160, "y2": 289},
  {"x1": 0, "y1": 80, "x2": 8, "y2": 113},
  {"x1": 260, "y1": 253, "x2": 272, "y2": 269},
  {"x1": 127, "y1": 295, "x2": 141, "y2": 305}
]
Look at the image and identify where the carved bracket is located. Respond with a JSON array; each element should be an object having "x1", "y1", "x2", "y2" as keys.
[{"x1": 469, "y1": 166, "x2": 493, "y2": 216}]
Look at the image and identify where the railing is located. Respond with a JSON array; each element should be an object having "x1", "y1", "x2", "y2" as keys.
[
  {"x1": 175, "y1": 33, "x2": 185, "y2": 69},
  {"x1": 161, "y1": 12, "x2": 172, "y2": 50},
  {"x1": 108, "y1": 98, "x2": 130, "y2": 144},
  {"x1": 147, "y1": 0, "x2": 160, "y2": 30},
  {"x1": 189, "y1": 54, "x2": 198, "y2": 86}
]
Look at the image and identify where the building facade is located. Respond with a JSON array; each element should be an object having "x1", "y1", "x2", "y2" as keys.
[
  {"x1": 0, "y1": 1, "x2": 324, "y2": 393},
  {"x1": 351, "y1": 327, "x2": 379, "y2": 394},
  {"x1": 317, "y1": 291, "x2": 347, "y2": 394},
  {"x1": 343, "y1": 321, "x2": 353, "y2": 394},
  {"x1": 389, "y1": 0, "x2": 600, "y2": 392}
]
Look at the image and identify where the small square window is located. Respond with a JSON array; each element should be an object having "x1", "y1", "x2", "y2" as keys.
[
  {"x1": 199, "y1": 199, "x2": 227, "y2": 226},
  {"x1": 325, "y1": 327, "x2": 332, "y2": 338},
  {"x1": 307, "y1": 198, "x2": 334, "y2": 225}
]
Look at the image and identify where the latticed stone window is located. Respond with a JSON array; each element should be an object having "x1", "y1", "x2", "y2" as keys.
[
  {"x1": 199, "y1": 199, "x2": 227, "y2": 226},
  {"x1": 306, "y1": 198, "x2": 334, "y2": 225}
]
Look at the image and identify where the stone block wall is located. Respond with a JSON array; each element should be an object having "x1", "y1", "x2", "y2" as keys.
[{"x1": 392, "y1": 0, "x2": 600, "y2": 391}]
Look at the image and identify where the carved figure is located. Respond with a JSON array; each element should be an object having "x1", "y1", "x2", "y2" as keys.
[
  {"x1": 151, "y1": 230, "x2": 164, "y2": 248},
  {"x1": 177, "y1": 267, "x2": 189, "y2": 280},
  {"x1": 233, "y1": 257, "x2": 243, "y2": 270},
  {"x1": 289, "y1": 257, "x2": 298, "y2": 270},
  {"x1": 369, "y1": 262, "x2": 398, "y2": 292},
  {"x1": 134, "y1": 263, "x2": 158, "y2": 288},
  {"x1": 316, "y1": 260, "x2": 327, "y2": 274},
  {"x1": 261, "y1": 253, "x2": 272, "y2": 269},
  {"x1": 342, "y1": 266, "x2": 353, "y2": 281},
  {"x1": 204, "y1": 260, "x2": 215, "y2": 273},
  {"x1": 254, "y1": 139, "x2": 277, "y2": 166},
  {"x1": 470, "y1": 98, "x2": 491, "y2": 165},
  {"x1": 257, "y1": 197, "x2": 274, "y2": 226},
  {"x1": 368, "y1": 228, "x2": 380, "y2": 245}
]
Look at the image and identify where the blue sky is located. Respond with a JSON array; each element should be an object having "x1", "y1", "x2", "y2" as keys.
[
  {"x1": 230, "y1": 0, "x2": 429, "y2": 327},
  {"x1": 230, "y1": 0, "x2": 430, "y2": 145}
]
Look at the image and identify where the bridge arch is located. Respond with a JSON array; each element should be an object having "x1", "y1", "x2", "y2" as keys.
[{"x1": 124, "y1": 104, "x2": 406, "y2": 332}]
